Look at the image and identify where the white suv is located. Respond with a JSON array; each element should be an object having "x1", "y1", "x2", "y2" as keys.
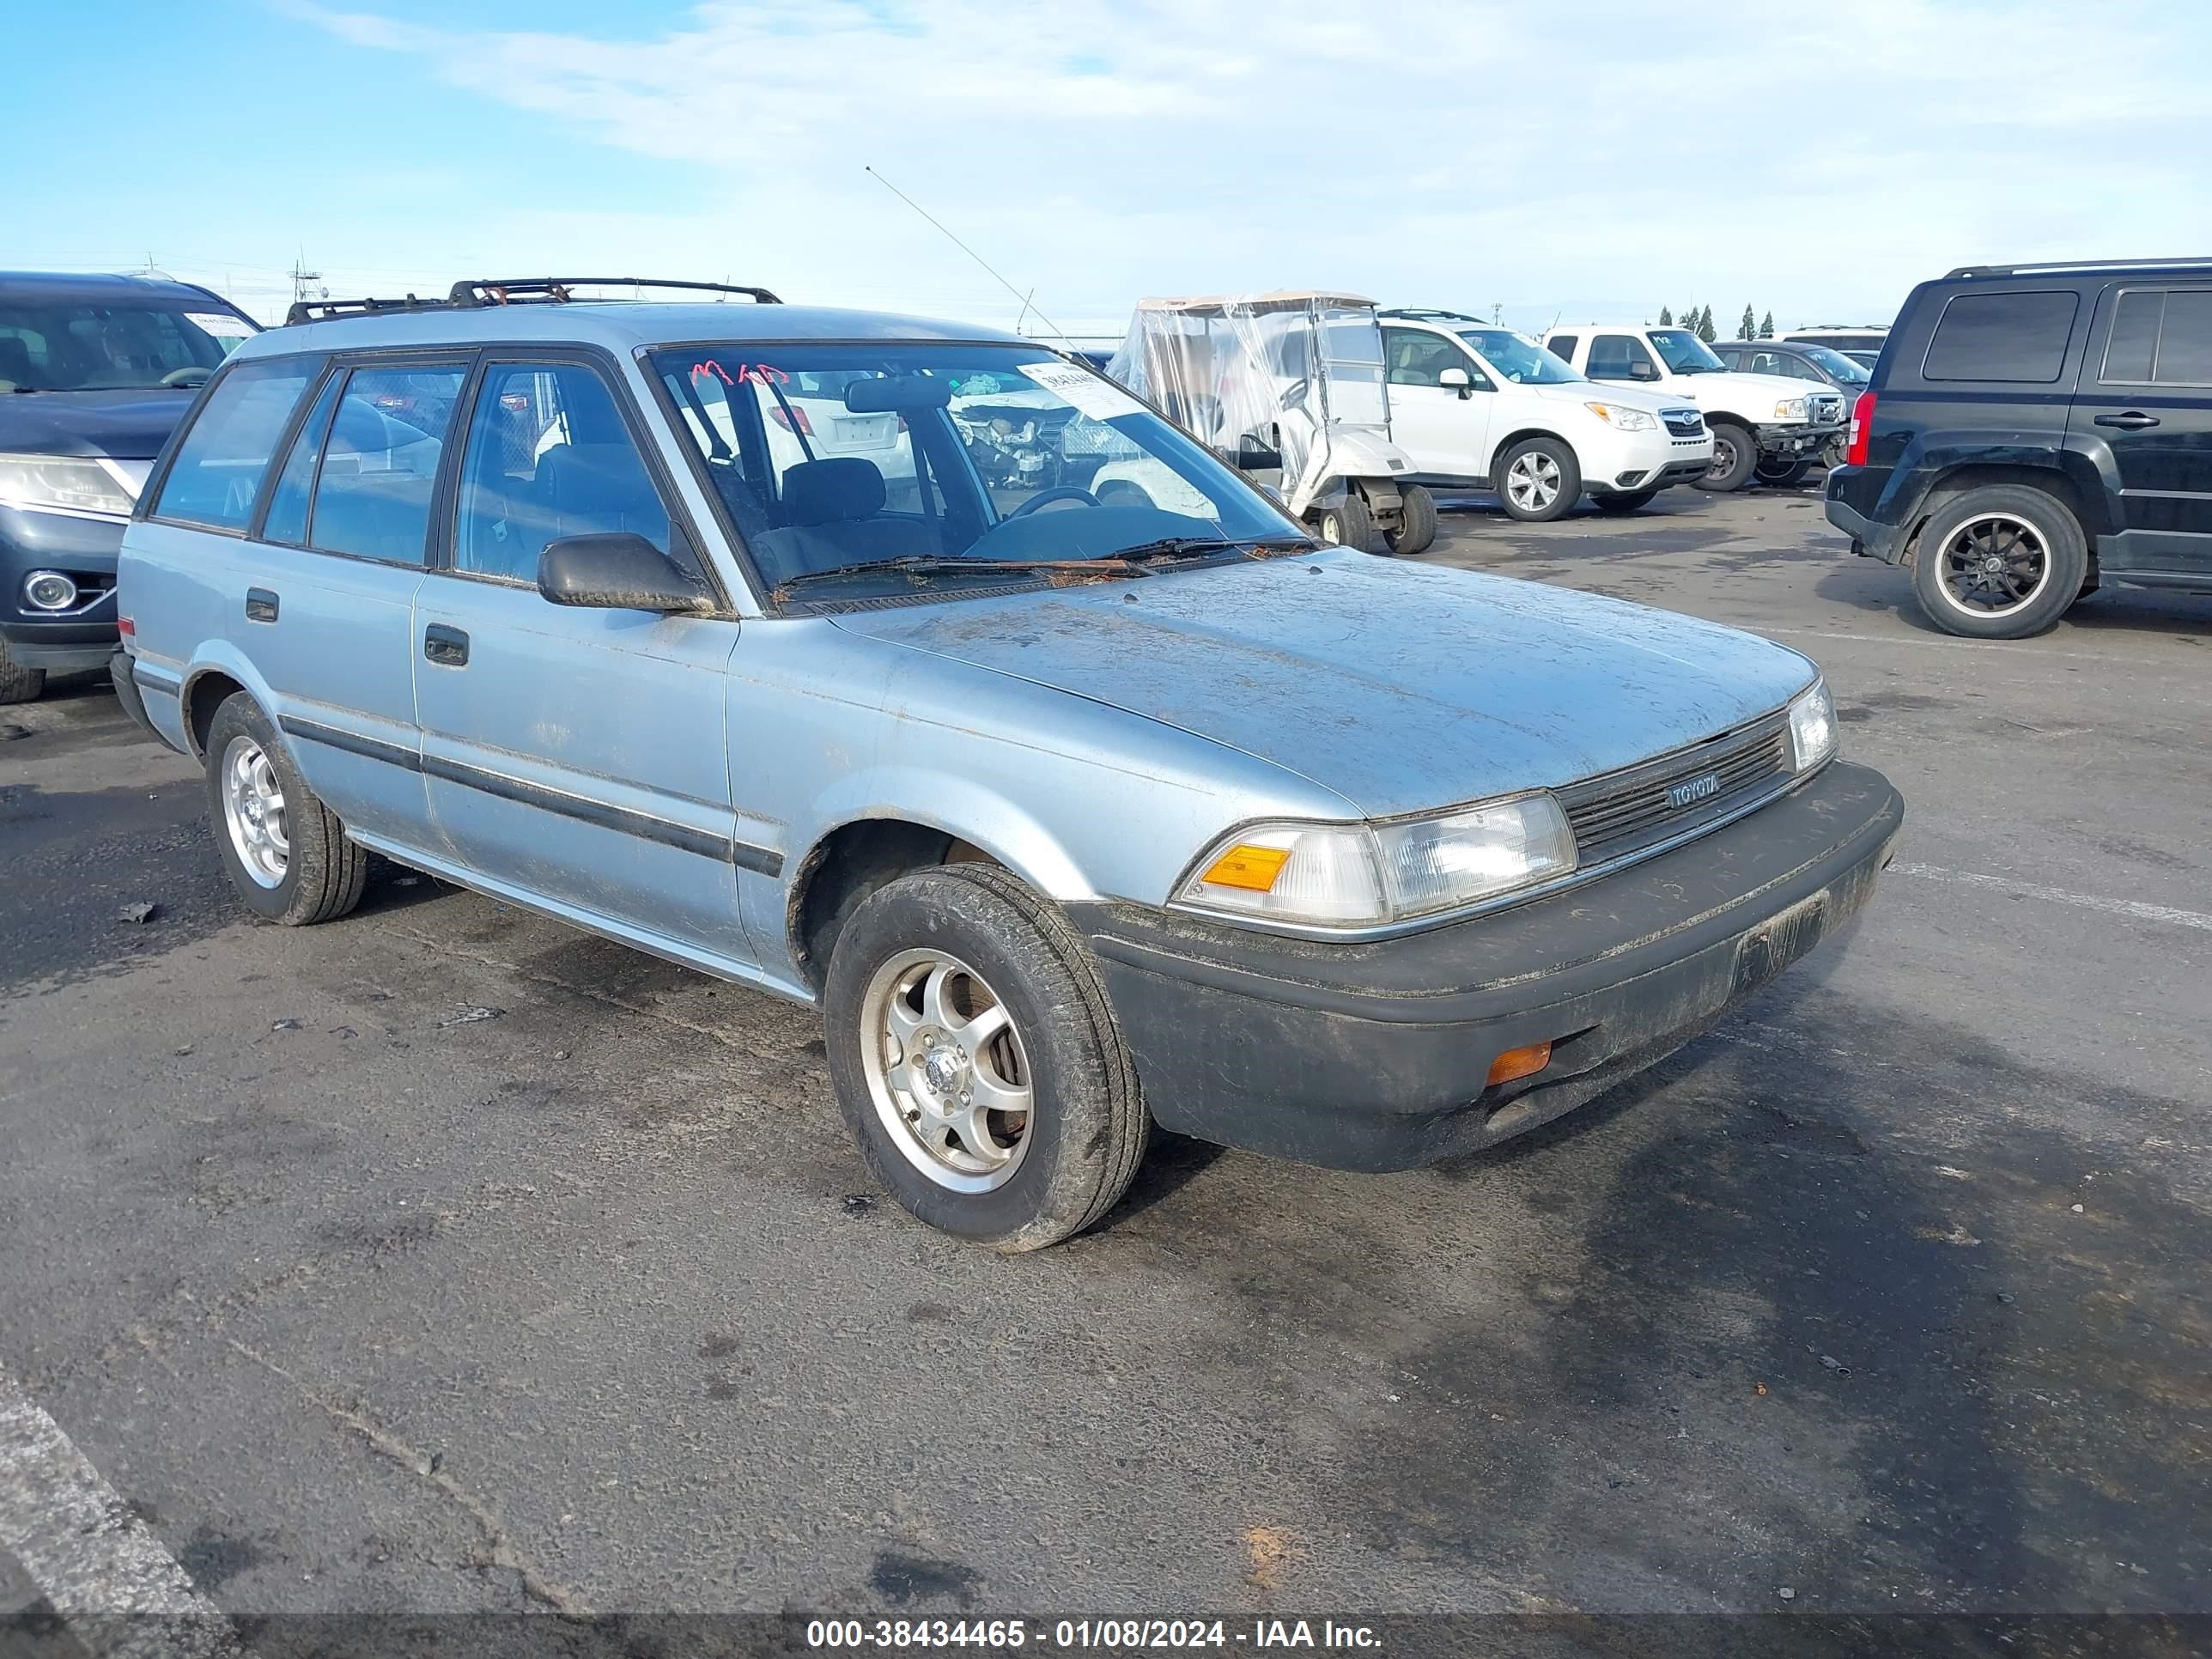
[
  {"x1": 1541, "y1": 325, "x2": 1846, "y2": 491},
  {"x1": 1376, "y1": 312, "x2": 1712, "y2": 521}
]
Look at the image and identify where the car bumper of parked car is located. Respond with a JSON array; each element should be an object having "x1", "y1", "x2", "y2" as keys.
[
  {"x1": 1753, "y1": 422, "x2": 1844, "y2": 461},
  {"x1": 1, "y1": 507, "x2": 124, "y2": 671},
  {"x1": 1823, "y1": 471, "x2": 1909, "y2": 563},
  {"x1": 1073, "y1": 760, "x2": 1903, "y2": 1173}
]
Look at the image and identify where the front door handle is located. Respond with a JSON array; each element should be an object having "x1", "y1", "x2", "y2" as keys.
[
  {"x1": 2094, "y1": 411, "x2": 2161, "y2": 430},
  {"x1": 245, "y1": 587, "x2": 279, "y2": 623},
  {"x1": 423, "y1": 623, "x2": 470, "y2": 667}
]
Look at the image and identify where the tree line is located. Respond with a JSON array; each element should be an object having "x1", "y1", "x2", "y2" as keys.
[{"x1": 1657, "y1": 305, "x2": 1778, "y2": 342}]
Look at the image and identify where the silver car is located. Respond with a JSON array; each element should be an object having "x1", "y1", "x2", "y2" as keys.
[{"x1": 114, "y1": 280, "x2": 1904, "y2": 1249}]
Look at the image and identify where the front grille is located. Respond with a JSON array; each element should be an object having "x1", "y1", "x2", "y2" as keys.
[
  {"x1": 1662, "y1": 409, "x2": 1705, "y2": 438},
  {"x1": 1810, "y1": 392, "x2": 1844, "y2": 425},
  {"x1": 1557, "y1": 709, "x2": 1794, "y2": 865}
]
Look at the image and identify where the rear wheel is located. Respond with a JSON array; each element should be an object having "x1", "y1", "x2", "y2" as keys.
[
  {"x1": 1696, "y1": 422, "x2": 1758, "y2": 491},
  {"x1": 0, "y1": 641, "x2": 45, "y2": 705},
  {"x1": 1589, "y1": 487, "x2": 1661, "y2": 514},
  {"x1": 1316, "y1": 492, "x2": 1375, "y2": 553},
  {"x1": 1755, "y1": 457, "x2": 1814, "y2": 487},
  {"x1": 1383, "y1": 483, "x2": 1437, "y2": 554},
  {"x1": 823, "y1": 864, "x2": 1148, "y2": 1250},
  {"x1": 1908, "y1": 485, "x2": 2087, "y2": 640},
  {"x1": 204, "y1": 693, "x2": 368, "y2": 924}
]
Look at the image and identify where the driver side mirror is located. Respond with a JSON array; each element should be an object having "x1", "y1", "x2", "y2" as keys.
[
  {"x1": 538, "y1": 533, "x2": 714, "y2": 615},
  {"x1": 1630, "y1": 361, "x2": 1660, "y2": 381},
  {"x1": 1438, "y1": 367, "x2": 1474, "y2": 400}
]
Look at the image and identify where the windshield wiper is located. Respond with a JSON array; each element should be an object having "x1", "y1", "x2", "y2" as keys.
[
  {"x1": 777, "y1": 553, "x2": 1156, "y2": 592},
  {"x1": 1115, "y1": 535, "x2": 1316, "y2": 563}
]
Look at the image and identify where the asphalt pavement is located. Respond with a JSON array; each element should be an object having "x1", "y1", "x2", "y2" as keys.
[{"x1": 2, "y1": 485, "x2": 2207, "y2": 1650}]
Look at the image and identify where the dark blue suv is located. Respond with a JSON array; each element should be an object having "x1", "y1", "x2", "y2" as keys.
[{"x1": 1, "y1": 271, "x2": 258, "y2": 701}]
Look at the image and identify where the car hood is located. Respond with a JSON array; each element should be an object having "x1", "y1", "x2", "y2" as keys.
[
  {"x1": 830, "y1": 553, "x2": 1816, "y2": 817},
  {"x1": 0, "y1": 386, "x2": 198, "y2": 461},
  {"x1": 1516, "y1": 379, "x2": 1678, "y2": 415},
  {"x1": 1669, "y1": 370, "x2": 1829, "y2": 409}
]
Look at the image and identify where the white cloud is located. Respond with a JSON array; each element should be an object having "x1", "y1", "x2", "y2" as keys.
[{"x1": 285, "y1": 0, "x2": 2212, "y2": 336}]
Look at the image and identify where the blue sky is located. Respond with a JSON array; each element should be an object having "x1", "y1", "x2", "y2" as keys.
[{"x1": 10, "y1": 1, "x2": 2210, "y2": 337}]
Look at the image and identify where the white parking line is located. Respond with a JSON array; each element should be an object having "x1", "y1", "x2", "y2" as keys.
[
  {"x1": 1892, "y1": 862, "x2": 2212, "y2": 933},
  {"x1": 0, "y1": 1364, "x2": 245, "y2": 1658}
]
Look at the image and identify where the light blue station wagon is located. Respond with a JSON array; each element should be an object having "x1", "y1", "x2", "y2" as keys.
[{"x1": 114, "y1": 279, "x2": 1902, "y2": 1249}]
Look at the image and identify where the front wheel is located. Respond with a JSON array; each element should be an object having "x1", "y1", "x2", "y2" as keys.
[
  {"x1": 1315, "y1": 492, "x2": 1375, "y2": 553},
  {"x1": 1755, "y1": 457, "x2": 1814, "y2": 487},
  {"x1": 204, "y1": 693, "x2": 368, "y2": 924},
  {"x1": 823, "y1": 864, "x2": 1149, "y2": 1250},
  {"x1": 0, "y1": 639, "x2": 45, "y2": 705},
  {"x1": 1383, "y1": 483, "x2": 1437, "y2": 555},
  {"x1": 1695, "y1": 422, "x2": 1758, "y2": 491},
  {"x1": 1495, "y1": 437, "x2": 1582, "y2": 522},
  {"x1": 1589, "y1": 487, "x2": 1661, "y2": 514},
  {"x1": 1908, "y1": 485, "x2": 2087, "y2": 640}
]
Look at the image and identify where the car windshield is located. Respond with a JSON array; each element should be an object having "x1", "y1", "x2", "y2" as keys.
[
  {"x1": 1794, "y1": 343, "x2": 1870, "y2": 384},
  {"x1": 648, "y1": 343, "x2": 1307, "y2": 592},
  {"x1": 0, "y1": 301, "x2": 257, "y2": 392},
  {"x1": 1647, "y1": 328, "x2": 1727, "y2": 374},
  {"x1": 1455, "y1": 328, "x2": 1582, "y2": 385}
]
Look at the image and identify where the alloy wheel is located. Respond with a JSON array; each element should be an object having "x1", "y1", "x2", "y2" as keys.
[
  {"x1": 1506, "y1": 451, "x2": 1562, "y2": 514},
  {"x1": 860, "y1": 950, "x2": 1034, "y2": 1193},
  {"x1": 220, "y1": 736, "x2": 290, "y2": 889},
  {"x1": 1935, "y1": 512, "x2": 2051, "y2": 617}
]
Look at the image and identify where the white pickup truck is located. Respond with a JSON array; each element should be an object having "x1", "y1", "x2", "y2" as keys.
[
  {"x1": 1541, "y1": 324, "x2": 1846, "y2": 491},
  {"x1": 1377, "y1": 311, "x2": 1714, "y2": 520}
]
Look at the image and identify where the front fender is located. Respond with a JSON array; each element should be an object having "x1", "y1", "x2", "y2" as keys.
[{"x1": 794, "y1": 767, "x2": 1098, "y2": 905}]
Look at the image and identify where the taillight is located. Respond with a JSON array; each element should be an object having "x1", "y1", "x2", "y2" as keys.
[
  {"x1": 1845, "y1": 391, "x2": 1875, "y2": 466},
  {"x1": 118, "y1": 616, "x2": 135, "y2": 638},
  {"x1": 769, "y1": 405, "x2": 814, "y2": 436}
]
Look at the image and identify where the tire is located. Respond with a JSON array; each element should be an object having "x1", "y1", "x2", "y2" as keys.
[
  {"x1": 1754, "y1": 457, "x2": 1814, "y2": 487},
  {"x1": 823, "y1": 864, "x2": 1149, "y2": 1251},
  {"x1": 1495, "y1": 437, "x2": 1582, "y2": 522},
  {"x1": 1695, "y1": 422, "x2": 1758, "y2": 491},
  {"x1": 0, "y1": 640, "x2": 45, "y2": 705},
  {"x1": 1383, "y1": 483, "x2": 1437, "y2": 555},
  {"x1": 1316, "y1": 492, "x2": 1375, "y2": 553},
  {"x1": 1589, "y1": 488, "x2": 1661, "y2": 514},
  {"x1": 1908, "y1": 485, "x2": 2088, "y2": 640},
  {"x1": 204, "y1": 693, "x2": 369, "y2": 925}
]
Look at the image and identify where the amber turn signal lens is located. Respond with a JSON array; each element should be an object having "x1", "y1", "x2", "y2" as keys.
[
  {"x1": 1200, "y1": 843, "x2": 1291, "y2": 892},
  {"x1": 1486, "y1": 1042, "x2": 1553, "y2": 1087}
]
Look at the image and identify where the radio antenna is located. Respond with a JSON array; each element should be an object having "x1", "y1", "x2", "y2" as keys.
[{"x1": 865, "y1": 165, "x2": 1071, "y2": 343}]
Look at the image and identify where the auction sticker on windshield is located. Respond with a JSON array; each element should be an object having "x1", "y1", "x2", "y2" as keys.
[
  {"x1": 185, "y1": 312, "x2": 255, "y2": 339},
  {"x1": 1019, "y1": 361, "x2": 1145, "y2": 422}
]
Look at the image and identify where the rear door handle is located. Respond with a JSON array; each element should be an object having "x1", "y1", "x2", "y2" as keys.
[
  {"x1": 423, "y1": 623, "x2": 470, "y2": 667},
  {"x1": 245, "y1": 587, "x2": 279, "y2": 623},
  {"x1": 2094, "y1": 412, "x2": 2160, "y2": 430}
]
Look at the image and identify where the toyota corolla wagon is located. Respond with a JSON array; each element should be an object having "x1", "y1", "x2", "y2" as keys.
[{"x1": 115, "y1": 277, "x2": 1903, "y2": 1249}]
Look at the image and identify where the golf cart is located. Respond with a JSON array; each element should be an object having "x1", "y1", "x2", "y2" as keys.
[{"x1": 1103, "y1": 292, "x2": 1436, "y2": 555}]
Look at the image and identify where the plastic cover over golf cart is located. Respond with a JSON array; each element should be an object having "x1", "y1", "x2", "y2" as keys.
[{"x1": 1103, "y1": 292, "x2": 1392, "y2": 519}]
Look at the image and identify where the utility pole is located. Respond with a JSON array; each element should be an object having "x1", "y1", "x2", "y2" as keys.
[{"x1": 289, "y1": 252, "x2": 325, "y2": 309}]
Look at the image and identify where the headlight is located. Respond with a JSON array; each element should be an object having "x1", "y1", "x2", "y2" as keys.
[
  {"x1": 1788, "y1": 679, "x2": 1838, "y2": 771},
  {"x1": 0, "y1": 453, "x2": 138, "y2": 520},
  {"x1": 1583, "y1": 401, "x2": 1656, "y2": 432},
  {"x1": 1772, "y1": 397, "x2": 1809, "y2": 422},
  {"x1": 1176, "y1": 793, "x2": 1577, "y2": 930}
]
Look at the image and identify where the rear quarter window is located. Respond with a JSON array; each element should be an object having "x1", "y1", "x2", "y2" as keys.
[
  {"x1": 149, "y1": 357, "x2": 322, "y2": 532},
  {"x1": 1921, "y1": 289, "x2": 2080, "y2": 383}
]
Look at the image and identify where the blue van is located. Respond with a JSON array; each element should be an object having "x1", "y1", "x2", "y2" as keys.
[{"x1": 0, "y1": 271, "x2": 258, "y2": 701}]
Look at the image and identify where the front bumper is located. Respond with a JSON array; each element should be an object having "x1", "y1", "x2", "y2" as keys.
[
  {"x1": 1, "y1": 504, "x2": 124, "y2": 670},
  {"x1": 1075, "y1": 760, "x2": 1902, "y2": 1171},
  {"x1": 1753, "y1": 422, "x2": 1844, "y2": 461}
]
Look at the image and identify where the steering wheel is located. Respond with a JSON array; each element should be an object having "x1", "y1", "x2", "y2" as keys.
[
  {"x1": 1006, "y1": 487, "x2": 1099, "y2": 518},
  {"x1": 159, "y1": 367, "x2": 211, "y2": 389}
]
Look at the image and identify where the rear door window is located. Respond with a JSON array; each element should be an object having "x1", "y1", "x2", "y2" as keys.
[
  {"x1": 1547, "y1": 334, "x2": 1577, "y2": 362},
  {"x1": 307, "y1": 364, "x2": 467, "y2": 565},
  {"x1": 150, "y1": 358, "x2": 321, "y2": 532},
  {"x1": 1922, "y1": 289, "x2": 2080, "y2": 383},
  {"x1": 2101, "y1": 289, "x2": 2212, "y2": 386}
]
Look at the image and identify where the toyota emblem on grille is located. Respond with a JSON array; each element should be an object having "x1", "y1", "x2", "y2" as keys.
[{"x1": 1668, "y1": 772, "x2": 1722, "y2": 808}]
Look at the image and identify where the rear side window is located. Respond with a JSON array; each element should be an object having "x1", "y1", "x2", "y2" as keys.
[
  {"x1": 151, "y1": 358, "x2": 319, "y2": 531},
  {"x1": 1547, "y1": 334, "x2": 1577, "y2": 362},
  {"x1": 308, "y1": 365, "x2": 468, "y2": 565},
  {"x1": 1922, "y1": 289, "x2": 2079, "y2": 383},
  {"x1": 2100, "y1": 289, "x2": 2212, "y2": 386}
]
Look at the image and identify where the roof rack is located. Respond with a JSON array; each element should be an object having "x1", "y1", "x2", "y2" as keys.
[
  {"x1": 1946, "y1": 257, "x2": 2212, "y2": 279},
  {"x1": 284, "y1": 294, "x2": 444, "y2": 326},
  {"x1": 447, "y1": 277, "x2": 781, "y2": 307},
  {"x1": 1382, "y1": 307, "x2": 1486, "y2": 322}
]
